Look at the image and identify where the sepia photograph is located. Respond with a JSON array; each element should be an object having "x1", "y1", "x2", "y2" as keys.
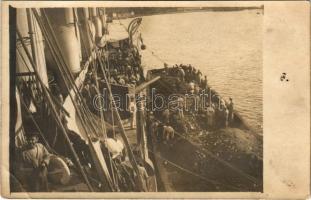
[
  {"x1": 9, "y1": 5, "x2": 263, "y2": 193},
  {"x1": 1, "y1": 1, "x2": 309, "y2": 199}
]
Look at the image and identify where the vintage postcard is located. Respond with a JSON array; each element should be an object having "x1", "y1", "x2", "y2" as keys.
[{"x1": 1, "y1": 1, "x2": 310, "y2": 199}]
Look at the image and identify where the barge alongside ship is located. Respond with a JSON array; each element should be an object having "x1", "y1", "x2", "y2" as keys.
[{"x1": 146, "y1": 68, "x2": 263, "y2": 191}]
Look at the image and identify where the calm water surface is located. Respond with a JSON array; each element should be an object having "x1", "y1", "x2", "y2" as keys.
[{"x1": 122, "y1": 10, "x2": 263, "y2": 134}]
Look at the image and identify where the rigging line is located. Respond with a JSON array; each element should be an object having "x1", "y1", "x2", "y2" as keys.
[
  {"x1": 84, "y1": 15, "x2": 115, "y2": 140},
  {"x1": 35, "y1": 12, "x2": 105, "y2": 180},
  {"x1": 32, "y1": 11, "x2": 46, "y2": 94},
  {"x1": 35, "y1": 11, "x2": 91, "y2": 131},
  {"x1": 36, "y1": 9, "x2": 98, "y2": 139},
  {"x1": 147, "y1": 148, "x2": 243, "y2": 191},
  {"x1": 99, "y1": 54, "x2": 140, "y2": 190},
  {"x1": 152, "y1": 119, "x2": 260, "y2": 184},
  {"x1": 84, "y1": 13, "x2": 114, "y2": 138},
  {"x1": 39, "y1": 9, "x2": 86, "y2": 102},
  {"x1": 96, "y1": 49, "x2": 146, "y2": 192},
  {"x1": 93, "y1": 59, "x2": 107, "y2": 138},
  {"x1": 87, "y1": 15, "x2": 145, "y2": 191},
  {"x1": 100, "y1": 22, "x2": 116, "y2": 139},
  {"x1": 85, "y1": 16, "x2": 119, "y2": 191},
  {"x1": 146, "y1": 47, "x2": 170, "y2": 65},
  {"x1": 16, "y1": 28, "x2": 94, "y2": 192},
  {"x1": 39, "y1": 9, "x2": 93, "y2": 119}
]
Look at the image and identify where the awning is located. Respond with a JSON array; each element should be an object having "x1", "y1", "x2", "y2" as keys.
[{"x1": 98, "y1": 22, "x2": 129, "y2": 47}]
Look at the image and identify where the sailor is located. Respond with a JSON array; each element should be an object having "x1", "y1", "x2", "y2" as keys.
[
  {"x1": 201, "y1": 75, "x2": 208, "y2": 89},
  {"x1": 196, "y1": 70, "x2": 202, "y2": 84},
  {"x1": 118, "y1": 77, "x2": 126, "y2": 85},
  {"x1": 162, "y1": 125, "x2": 175, "y2": 141},
  {"x1": 147, "y1": 112, "x2": 159, "y2": 137},
  {"x1": 152, "y1": 121, "x2": 161, "y2": 141},
  {"x1": 164, "y1": 63, "x2": 169, "y2": 75},
  {"x1": 223, "y1": 106, "x2": 229, "y2": 128},
  {"x1": 194, "y1": 84, "x2": 200, "y2": 95},
  {"x1": 228, "y1": 97, "x2": 234, "y2": 124},
  {"x1": 134, "y1": 67, "x2": 141, "y2": 83},
  {"x1": 126, "y1": 65, "x2": 133, "y2": 77},
  {"x1": 180, "y1": 65, "x2": 189, "y2": 82},
  {"x1": 81, "y1": 79, "x2": 92, "y2": 104},
  {"x1": 218, "y1": 103, "x2": 229, "y2": 128},
  {"x1": 162, "y1": 108, "x2": 170, "y2": 125},
  {"x1": 20, "y1": 132, "x2": 51, "y2": 192},
  {"x1": 177, "y1": 97, "x2": 184, "y2": 120},
  {"x1": 177, "y1": 67, "x2": 185, "y2": 82},
  {"x1": 137, "y1": 159, "x2": 149, "y2": 192},
  {"x1": 206, "y1": 104, "x2": 215, "y2": 128},
  {"x1": 89, "y1": 80, "x2": 99, "y2": 98},
  {"x1": 129, "y1": 73, "x2": 138, "y2": 85},
  {"x1": 129, "y1": 96, "x2": 136, "y2": 129},
  {"x1": 188, "y1": 82, "x2": 195, "y2": 94},
  {"x1": 192, "y1": 68, "x2": 197, "y2": 81},
  {"x1": 54, "y1": 93, "x2": 67, "y2": 126}
]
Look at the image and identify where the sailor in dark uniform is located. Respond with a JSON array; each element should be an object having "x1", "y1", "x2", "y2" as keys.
[
  {"x1": 228, "y1": 97, "x2": 234, "y2": 125},
  {"x1": 201, "y1": 75, "x2": 208, "y2": 89}
]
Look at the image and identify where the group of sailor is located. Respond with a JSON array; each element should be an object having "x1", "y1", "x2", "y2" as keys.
[
  {"x1": 148, "y1": 112, "x2": 175, "y2": 143},
  {"x1": 106, "y1": 46, "x2": 144, "y2": 87},
  {"x1": 164, "y1": 63, "x2": 205, "y2": 86},
  {"x1": 150, "y1": 64, "x2": 235, "y2": 144}
]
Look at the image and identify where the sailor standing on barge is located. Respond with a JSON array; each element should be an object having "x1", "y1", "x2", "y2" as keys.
[{"x1": 228, "y1": 97, "x2": 234, "y2": 124}]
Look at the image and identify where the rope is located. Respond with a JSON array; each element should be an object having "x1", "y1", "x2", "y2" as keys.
[
  {"x1": 96, "y1": 47, "x2": 146, "y2": 192},
  {"x1": 38, "y1": 9, "x2": 99, "y2": 138},
  {"x1": 146, "y1": 47, "x2": 171, "y2": 66},
  {"x1": 85, "y1": 13, "x2": 120, "y2": 191},
  {"x1": 16, "y1": 27, "x2": 94, "y2": 191}
]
